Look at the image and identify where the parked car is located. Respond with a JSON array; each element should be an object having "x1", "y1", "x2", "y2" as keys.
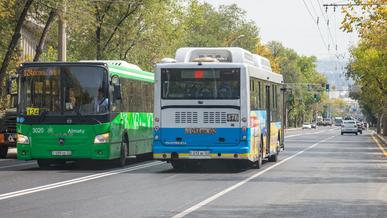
[
  {"x1": 311, "y1": 123, "x2": 317, "y2": 129},
  {"x1": 341, "y1": 120, "x2": 358, "y2": 135},
  {"x1": 303, "y1": 123, "x2": 312, "y2": 129}
]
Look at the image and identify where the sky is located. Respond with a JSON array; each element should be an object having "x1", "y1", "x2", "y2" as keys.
[{"x1": 203, "y1": 0, "x2": 359, "y2": 61}]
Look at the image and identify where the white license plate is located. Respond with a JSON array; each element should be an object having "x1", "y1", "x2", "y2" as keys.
[
  {"x1": 52, "y1": 150, "x2": 72, "y2": 156},
  {"x1": 190, "y1": 150, "x2": 210, "y2": 159}
]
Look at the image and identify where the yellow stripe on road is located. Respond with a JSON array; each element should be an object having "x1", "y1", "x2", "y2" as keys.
[{"x1": 372, "y1": 135, "x2": 387, "y2": 157}]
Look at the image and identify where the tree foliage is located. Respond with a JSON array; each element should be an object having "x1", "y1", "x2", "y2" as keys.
[
  {"x1": 0, "y1": 0, "x2": 327, "y2": 127},
  {"x1": 342, "y1": 0, "x2": 386, "y2": 133}
]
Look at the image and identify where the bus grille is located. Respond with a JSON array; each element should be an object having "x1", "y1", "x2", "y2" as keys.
[
  {"x1": 203, "y1": 112, "x2": 227, "y2": 124},
  {"x1": 175, "y1": 112, "x2": 198, "y2": 124}
]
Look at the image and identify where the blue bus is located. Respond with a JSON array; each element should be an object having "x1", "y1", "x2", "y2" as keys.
[{"x1": 153, "y1": 47, "x2": 284, "y2": 169}]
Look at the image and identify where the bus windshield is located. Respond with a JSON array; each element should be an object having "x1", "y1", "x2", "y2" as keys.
[
  {"x1": 19, "y1": 66, "x2": 108, "y2": 116},
  {"x1": 161, "y1": 68, "x2": 240, "y2": 100}
]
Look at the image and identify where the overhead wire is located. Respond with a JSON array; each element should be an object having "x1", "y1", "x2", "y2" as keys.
[
  {"x1": 301, "y1": 0, "x2": 329, "y2": 52},
  {"x1": 317, "y1": 0, "x2": 336, "y2": 51}
]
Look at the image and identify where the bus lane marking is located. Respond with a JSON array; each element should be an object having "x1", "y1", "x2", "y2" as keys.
[
  {"x1": 172, "y1": 135, "x2": 336, "y2": 218},
  {"x1": 0, "y1": 161, "x2": 164, "y2": 201}
]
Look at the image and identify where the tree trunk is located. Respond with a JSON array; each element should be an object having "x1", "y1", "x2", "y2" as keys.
[
  {"x1": 34, "y1": 9, "x2": 57, "y2": 62},
  {"x1": 96, "y1": 26, "x2": 101, "y2": 60},
  {"x1": 376, "y1": 113, "x2": 382, "y2": 134},
  {"x1": 0, "y1": 0, "x2": 34, "y2": 95},
  {"x1": 382, "y1": 112, "x2": 387, "y2": 136}
]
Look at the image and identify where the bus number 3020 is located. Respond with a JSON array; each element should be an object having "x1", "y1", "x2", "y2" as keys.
[{"x1": 32, "y1": 128, "x2": 44, "y2": 134}]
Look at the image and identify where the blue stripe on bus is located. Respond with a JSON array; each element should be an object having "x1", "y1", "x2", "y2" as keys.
[{"x1": 153, "y1": 128, "x2": 249, "y2": 154}]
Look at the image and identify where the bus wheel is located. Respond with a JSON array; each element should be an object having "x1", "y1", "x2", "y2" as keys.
[
  {"x1": 117, "y1": 141, "x2": 128, "y2": 167},
  {"x1": 268, "y1": 144, "x2": 279, "y2": 162},
  {"x1": 0, "y1": 147, "x2": 8, "y2": 158},
  {"x1": 171, "y1": 160, "x2": 185, "y2": 171},
  {"x1": 254, "y1": 145, "x2": 263, "y2": 169},
  {"x1": 268, "y1": 153, "x2": 278, "y2": 162},
  {"x1": 37, "y1": 159, "x2": 52, "y2": 169}
]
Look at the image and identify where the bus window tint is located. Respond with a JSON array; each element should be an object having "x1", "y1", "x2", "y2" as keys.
[
  {"x1": 63, "y1": 66, "x2": 108, "y2": 114},
  {"x1": 161, "y1": 68, "x2": 240, "y2": 99},
  {"x1": 19, "y1": 67, "x2": 61, "y2": 115}
]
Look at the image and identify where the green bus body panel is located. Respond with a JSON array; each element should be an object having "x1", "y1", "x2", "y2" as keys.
[
  {"x1": 17, "y1": 114, "x2": 153, "y2": 161},
  {"x1": 17, "y1": 63, "x2": 154, "y2": 161},
  {"x1": 107, "y1": 64, "x2": 154, "y2": 83}
]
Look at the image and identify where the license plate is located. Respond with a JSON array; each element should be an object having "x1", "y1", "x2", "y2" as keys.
[
  {"x1": 185, "y1": 128, "x2": 216, "y2": 134},
  {"x1": 190, "y1": 150, "x2": 210, "y2": 158},
  {"x1": 52, "y1": 150, "x2": 72, "y2": 156}
]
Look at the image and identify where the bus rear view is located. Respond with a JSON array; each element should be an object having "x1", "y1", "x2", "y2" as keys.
[{"x1": 153, "y1": 47, "x2": 284, "y2": 170}]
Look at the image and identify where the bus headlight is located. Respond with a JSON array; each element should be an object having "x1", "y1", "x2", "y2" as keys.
[
  {"x1": 17, "y1": 134, "x2": 30, "y2": 144},
  {"x1": 94, "y1": 133, "x2": 109, "y2": 144}
]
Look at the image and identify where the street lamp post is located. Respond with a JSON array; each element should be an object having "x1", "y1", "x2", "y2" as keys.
[{"x1": 229, "y1": 34, "x2": 245, "y2": 46}]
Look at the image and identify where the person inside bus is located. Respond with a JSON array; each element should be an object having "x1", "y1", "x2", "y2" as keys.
[
  {"x1": 199, "y1": 86, "x2": 212, "y2": 99},
  {"x1": 65, "y1": 88, "x2": 77, "y2": 110},
  {"x1": 94, "y1": 88, "x2": 109, "y2": 113},
  {"x1": 184, "y1": 84, "x2": 199, "y2": 98},
  {"x1": 218, "y1": 82, "x2": 232, "y2": 99}
]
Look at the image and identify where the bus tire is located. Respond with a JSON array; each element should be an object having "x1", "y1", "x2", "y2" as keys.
[
  {"x1": 0, "y1": 147, "x2": 8, "y2": 158},
  {"x1": 268, "y1": 153, "x2": 278, "y2": 162},
  {"x1": 254, "y1": 144, "x2": 263, "y2": 169},
  {"x1": 117, "y1": 140, "x2": 128, "y2": 167},
  {"x1": 171, "y1": 160, "x2": 185, "y2": 171},
  {"x1": 37, "y1": 159, "x2": 52, "y2": 169}
]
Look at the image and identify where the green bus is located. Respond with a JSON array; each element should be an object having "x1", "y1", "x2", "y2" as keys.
[{"x1": 16, "y1": 61, "x2": 154, "y2": 168}]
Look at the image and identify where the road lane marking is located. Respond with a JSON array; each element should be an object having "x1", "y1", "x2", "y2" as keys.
[
  {"x1": 372, "y1": 135, "x2": 387, "y2": 157},
  {"x1": 0, "y1": 162, "x2": 36, "y2": 170},
  {"x1": 285, "y1": 130, "x2": 327, "y2": 138},
  {"x1": 0, "y1": 161, "x2": 164, "y2": 201},
  {"x1": 172, "y1": 135, "x2": 336, "y2": 218}
]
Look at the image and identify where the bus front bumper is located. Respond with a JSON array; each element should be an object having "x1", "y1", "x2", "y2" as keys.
[
  {"x1": 153, "y1": 144, "x2": 251, "y2": 161},
  {"x1": 17, "y1": 143, "x2": 117, "y2": 161}
]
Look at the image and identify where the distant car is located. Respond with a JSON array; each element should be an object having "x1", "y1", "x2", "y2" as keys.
[
  {"x1": 303, "y1": 123, "x2": 312, "y2": 129},
  {"x1": 356, "y1": 122, "x2": 363, "y2": 134},
  {"x1": 323, "y1": 118, "x2": 333, "y2": 126},
  {"x1": 311, "y1": 123, "x2": 317, "y2": 129},
  {"x1": 341, "y1": 120, "x2": 358, "y2": 135}
]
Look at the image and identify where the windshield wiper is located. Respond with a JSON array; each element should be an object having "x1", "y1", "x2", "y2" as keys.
[{"x1": 39, "y1": 109, "x2": 49, "y2": 122}]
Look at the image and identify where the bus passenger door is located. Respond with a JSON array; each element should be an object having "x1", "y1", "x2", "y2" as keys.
[{"x1": 265, "y1": 83, "x2": 271, "y2": 155}]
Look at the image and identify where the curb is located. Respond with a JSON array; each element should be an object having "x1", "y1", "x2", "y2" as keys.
[
  {"x1": 285, "y1": 128, "x2": 302, "y2": 132},
  {"x1": 374, "y1": 134, "x2": 387, "y2": 146}
]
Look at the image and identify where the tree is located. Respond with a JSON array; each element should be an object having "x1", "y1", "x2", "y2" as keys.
[
  {"x1": 342, "y1": 0, "x2": 387, "y2": 134},
  {"x1": 0, "y1": 0, "x2": 34, "y2": 96}
]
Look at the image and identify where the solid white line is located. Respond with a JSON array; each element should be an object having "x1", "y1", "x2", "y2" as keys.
[
  {"x1": 0, "y1": 162, "x2": 36, "y2": 170},
  {"x1": 171, "y1": 135, "x2": 336, "y2": 218},
  {"x1": 0, "y1": 159, "x2": 11, "y2": 162},
  {"x1": 0, "y1": 161, "x2": 164, "y2": 201}
]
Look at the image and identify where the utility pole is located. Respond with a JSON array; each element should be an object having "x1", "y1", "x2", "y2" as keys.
[{"x1": 58, "y1": 0, "x2": 66, "y2": 61}]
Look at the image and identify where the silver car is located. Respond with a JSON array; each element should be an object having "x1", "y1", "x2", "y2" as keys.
[{"x1": 341, "y1": 120, "x2": 358, "y2": 135}]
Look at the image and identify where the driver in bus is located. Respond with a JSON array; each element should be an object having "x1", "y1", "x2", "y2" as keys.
[{"x1": 94, "y1": 88, "x2": 109, "y2": 113}]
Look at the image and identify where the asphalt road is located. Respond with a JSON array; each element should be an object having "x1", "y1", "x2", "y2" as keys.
[{"x1": 0, "y1": 127, "x2": 386, "y2": 218}]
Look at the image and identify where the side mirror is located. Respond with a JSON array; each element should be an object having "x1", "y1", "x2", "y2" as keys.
[
  {"x1": 113, "y1": 84, "x2": 122, "y2": 100},
  {"x1": 111, "y1": 76, "x2": 121, "y2": 101}
]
